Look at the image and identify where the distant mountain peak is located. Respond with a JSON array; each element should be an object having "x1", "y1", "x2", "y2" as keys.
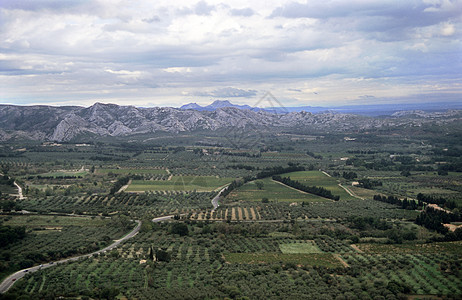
[
  {"x1": 180, "y1": 103, "x2": 202, "y2": 110},
  {"x1": 209, "y1": 100, "x2": 233, "y2": 107},
  {"x1": 180, "y1": 100, "x2": 258, "y2": 112}
]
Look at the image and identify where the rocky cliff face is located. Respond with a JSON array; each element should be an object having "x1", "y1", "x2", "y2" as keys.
[{"x1": 0, "y1": 103, "x2": 460, "y2": 142}]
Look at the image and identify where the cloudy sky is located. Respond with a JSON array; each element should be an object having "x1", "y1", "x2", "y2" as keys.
[{"x1": 0, "y1": 0, "x2": 461, "y2": 108}]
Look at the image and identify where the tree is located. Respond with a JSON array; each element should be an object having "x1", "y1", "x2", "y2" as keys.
[
  {"x1": 170, "y1": 223, "x2": 189, "y2": 236},
  {"x1": 255, "y1": 181, "x2": 264, "y2": 190},
  {"x1": 400, "y1": 170, "x2": 411, "y2": 177},
  {"x1": 155, "y1": 248, "x2": 171, "y2": 262}
]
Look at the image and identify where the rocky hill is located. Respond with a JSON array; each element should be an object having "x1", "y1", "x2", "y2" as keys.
[{"x1": 0, "y1": 103, "x2": 460, "y2": 142}]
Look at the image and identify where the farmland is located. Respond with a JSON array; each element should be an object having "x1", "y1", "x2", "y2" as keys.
[
  {"x1": 125, "y1": 175, "x2": 233, "y2": 192},
  {"x1": 1, "y1": 124, "x2": 462, "y2": 299},
  {"x1": 282, "y1": 170, "x2": 357, "y2": 200},
  {"x1": 226, "y1": 177, "x2": 330, "y2": 203},
  {"x1": 0, "y1": 214, "x2": 130, "y2": 282},
  {"x1": 224, "y1": 252, "x2": 343, "y2": 268}
]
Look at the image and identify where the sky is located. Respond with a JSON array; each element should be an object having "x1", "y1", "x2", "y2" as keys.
[{"x1": 0, "y1": 0, "x2": 461, "y2": 108}]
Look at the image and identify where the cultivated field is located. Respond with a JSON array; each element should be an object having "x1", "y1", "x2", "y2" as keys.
[
  {"x1": 125, "y1": 176, "x2": 233, "y2": 192},
  {"x1": 226, "y1": 178, "x2": 330, "y2": 203}
]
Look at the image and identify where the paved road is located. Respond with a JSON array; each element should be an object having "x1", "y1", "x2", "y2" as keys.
[
  {"x1": 0, "y1": 220, "x2": 141, "y2": 294},
  {"x1": 1, "y1": 186, "x2": 227, "y2": 294},
  {"x1": 211, "y1": 187, "x2": 227, "y2": 212},
  {"x1": 152, "y1": 215, "x2": 175, "y2": 222}
]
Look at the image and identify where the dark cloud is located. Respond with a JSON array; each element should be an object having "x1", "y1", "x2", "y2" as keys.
[
  {"x1": 359, "y1": 95, "x2": 375, "y2": 99},
  {"x1": 270, "y1": 1, "x2": 462, "y2": 35},
  {"x1": 230, "y1": 8, "x2": 255, "y2": 17},
  {"x1": 0, "y1": 0, "x2": 99, "y2": 13},
  {"x1": 194, "y1": 1, "x2": 215, "y2": 16},
  {"x1": 143, "y1": 16, "x2": 161, "y2": 23},
  {"x1": 194, "y1": 87, "x2": 258, "y2": 98}
]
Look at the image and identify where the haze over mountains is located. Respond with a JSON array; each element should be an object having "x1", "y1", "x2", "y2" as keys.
[
  {"x1": 0, "y1": 101, "x2": 461, "y2": 142},
  {"x1": 181, "y1": 100, "x2": 462, "y2": 116}
]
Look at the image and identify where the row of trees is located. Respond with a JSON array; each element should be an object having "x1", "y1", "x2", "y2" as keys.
[
  {"x1": 306, "y1": 150, "x2": 322, "y2": 160},
  {"x1": 221, "y1": 164, "x2": 306, "y2": 198},
  {"x1": 357, "y1": 178, "x2": 382, "y2": 189},
  {"x1": 417, "y1": 193, "x2": 458, "y2": 209},
  {"x1": 414, "y1": 206, "x2": 462, "y2": 241},
  {"x1": 255, "y1": 165, "x2": 305, "y2": 179},
  {"x1": 342, "y1": 171, "x2": 357, "y2": 180},
  {"x1": 373, "y1": 195, "x2": 421, "y2": 210},
  {"x1": 109, "y1": 176, "x2": 130, "y2": 194},
  {"x1": 272, "y1": 176, "x2": 339, "y2": 200}
]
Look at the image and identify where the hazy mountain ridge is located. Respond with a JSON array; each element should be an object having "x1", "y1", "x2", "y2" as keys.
[
  {"x1": 0, "y1": 103, "x2": 461, "y2": 142},
  {"x1": 181, "y1": 100, "x2": 462, "y2": 116},
  {"x1": 180, "y1": 100, "x2": 260, "y2": 111}
]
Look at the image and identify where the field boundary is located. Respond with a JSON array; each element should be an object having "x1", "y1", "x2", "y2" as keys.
[
  {"x1": 338, "y1": 183, "x2": 363, "y2": 200},
  {"x1": 272, "y1": 179, "x2": 334, "y2": 201}
]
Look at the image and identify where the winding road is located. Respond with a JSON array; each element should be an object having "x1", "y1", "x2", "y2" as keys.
[
  {"x1": 211, "y1": 187, "x2": 228, "y2": 212},
  {"x1": 0, "y1": 220, "x2": 141, "y2": 294},
  {"x1": 1, "y1": 185, "x2": 227, "y2": 294}
]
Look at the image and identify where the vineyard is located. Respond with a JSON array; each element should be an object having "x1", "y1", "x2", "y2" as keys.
[
  {"x1": 1, "y1": 126, "x2": 462, "y2": 299},
  {"x1": 7, "y1": 221, "x2": 461, "y2": 299},
  {"x1": 0, "y1": 214, "x2": 129, "y2": 282}
]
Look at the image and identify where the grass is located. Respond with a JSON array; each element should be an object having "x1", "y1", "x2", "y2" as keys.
[
  {"x1": 268, "y1": 232, "x2": 295, "y2": 238},
  {"x1": 279, "y1": 241, "x2": 322, "y2": 254},
  {"x1": 226, "y1": 178, "x2": 330, "y2": 202},
  {"x1": 225, "y1": 252, "x2": 343, "y2": 268},
  {"x1": 36, "y1": 170, "x2": 88, "y2": 178},
  {"x1": 282, "y1": 171, "x2": 356, "y2": 200},
  {"x1": 349, "y1": 186, "x2": 382, "y2": 199},
  {"x1": 96, "y1": 168, "x2": 168, "y2": 175},
  {"x1": 126, "y1": 175, "x2": 233, "y2": 192}
]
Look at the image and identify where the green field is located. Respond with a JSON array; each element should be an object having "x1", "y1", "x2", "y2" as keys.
[
  {"x1": 282, "y1": 171, "x2": 356, "y2": 200},
  {"x1": 226, "y1": 178, "x2": 330, "y2": 202},
  {"x1": 279, "y1": 241, "x2": 322, "y2": 254},
  {"x1": 36, "y1": 170, "x2": 88, "y2": 178},
  {"x1": 225, "y1": 252, "x2": 342, "y2": 268},
  {"x1": 96, "y1": 168, "x2": 168, "y2": 175},
  {"x1": 125, "y1": 175, "x2": 233, "y2": 192}
]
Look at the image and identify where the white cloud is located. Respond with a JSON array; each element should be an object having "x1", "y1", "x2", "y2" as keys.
[
  {"x1": 0, "y1": 0, "x2": 461, "y2": 107},
  {"x1": 441, "y1": 22, "x2": 455, "y2": 36}
]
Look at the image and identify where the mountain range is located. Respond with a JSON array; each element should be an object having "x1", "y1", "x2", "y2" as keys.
[
  {"x1": 0, "y1": 102, "x2": 461, "y2": 142},
  {"x1": 180, "y1": 100, "x2": 258, "y2": 111},
  {"x1": 181, "y1": 100, "x2": 462, "y2": 116}
]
